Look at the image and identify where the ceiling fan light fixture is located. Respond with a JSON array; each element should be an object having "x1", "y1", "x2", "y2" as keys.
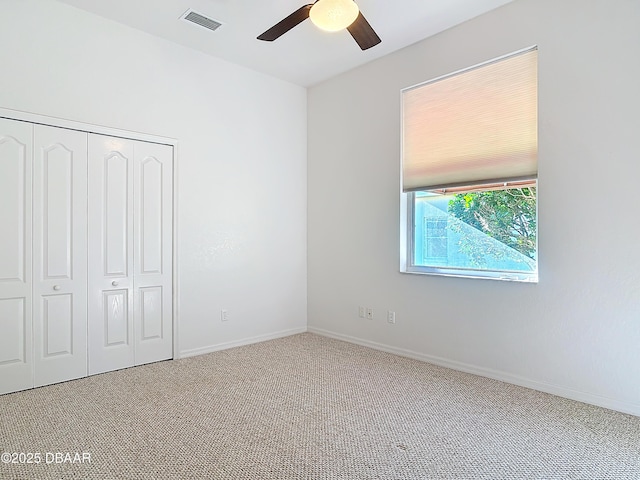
[{"x1": 309, "y1": 0, "x2": 359, "y2": 32}]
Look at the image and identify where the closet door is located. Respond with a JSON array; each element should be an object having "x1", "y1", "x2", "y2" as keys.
[
  {"x1": 32, "y1": 125, "x2": 87, "y2": 387},
  {"x1": 88, "y1": 134, "x2": 135, "y2": 375},
  {"x1": 0, "y1": 118, "x2": 33, "y2": 395},
  {"x1": 134, "y1": 141, "x2": 173, "y2": 365}
]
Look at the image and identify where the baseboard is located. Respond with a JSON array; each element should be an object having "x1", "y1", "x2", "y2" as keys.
[
  {"x1": 308, "y1": 327, "x2": 640, "y2": 418},
  {"x1": 178, "y1": 327, "x2": 308, "y2": 359}
]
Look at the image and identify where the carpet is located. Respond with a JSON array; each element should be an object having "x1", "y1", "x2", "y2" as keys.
[{"x1": 1, "y1": 333, "x2": 638, "y2": 479}]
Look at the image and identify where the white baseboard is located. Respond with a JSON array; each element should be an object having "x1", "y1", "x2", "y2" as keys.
[
  {"x1": 308, "y1": 327, "x2": 640, "y2": 418},
  {"x1": 179, "y1": 327, "x2": 308, "y2": 359}
]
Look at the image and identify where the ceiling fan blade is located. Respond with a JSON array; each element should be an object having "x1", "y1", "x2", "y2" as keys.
[
  {"x1": 347, "y1": 12, "x2": 381, "y2": 50},
  {"x1": 257, "y1": 4, "x2": 313, "y2": 41}
]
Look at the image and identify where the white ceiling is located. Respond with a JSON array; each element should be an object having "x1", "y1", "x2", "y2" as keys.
[{"x1": 55, "y1": 0, "x2": 515, "y2": 87}]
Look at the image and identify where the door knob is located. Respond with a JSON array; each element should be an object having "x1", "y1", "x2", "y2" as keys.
[
  {"x1": 112, "y1": 281, "x2": 119, "y2": 287},
  {"x1": 53, "y1": 285, "x2": 61, "y2": 291}
]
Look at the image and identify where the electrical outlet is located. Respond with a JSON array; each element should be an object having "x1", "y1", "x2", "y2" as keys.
[
  {"x1": 358, "y1": 306, "x2": 366, "y2": 318},
  {"x1": 221, "y1": 309, "x2": 229, "y2": 322},
  {"x1": 366, "y1": 308, "x2": 373, "y2": 320},
  {"x1": 387, "y1": 311, "x2": 396, "y2": 324}
]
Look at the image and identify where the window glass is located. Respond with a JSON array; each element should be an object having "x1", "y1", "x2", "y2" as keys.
[{"x1": 412, "y1": 188, "x2": 536, "y2": 279}]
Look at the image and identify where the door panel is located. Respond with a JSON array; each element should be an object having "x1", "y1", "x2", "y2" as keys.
[
  {"x1": 42, "y1": 144, "x2": 72, "y2": 279},
  {"x1": 134, "y1": 142, "x2": 173, "y2": 365},
  {"x1": 88, "y1": 134, "x2": 135, "y2": 375},
  {"x1": 104, "y1": 289, "x2": 129, "y2": 346},
  {"x1": 33, "y1": 125, "x2": 87, "y2": 387},
  {"x1": 0, "y1": 136, "x2": 27, "y2": 283},
  {"x1": 140, "y1": 157, "x2": 163, "y2": 274},
  {"x1": 42, "y1": 294, "x2": 73, "y2": 357},
  {"x1": 0, "y1": 298, "x2": 27, "y2": 365},
  {"x1": 104, "y1": 152, "x2": 130, "y2": 277},
  {"x1": 0, "y1": 118, "x2": 33, "y2": 395},
  {"x1": 140, "y1": 286, "x2": 163, "y2": 340}
]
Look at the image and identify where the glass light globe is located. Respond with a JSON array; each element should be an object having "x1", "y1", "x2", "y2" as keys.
[{"x1": 309, "y1": 0, "x2": 359, "y2": 32}]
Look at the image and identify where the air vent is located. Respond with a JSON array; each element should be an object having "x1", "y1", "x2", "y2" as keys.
[{"x1": 180, "y1": 9, "x2": 222, "y2": 32}]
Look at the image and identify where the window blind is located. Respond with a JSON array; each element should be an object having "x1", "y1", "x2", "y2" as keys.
[{"x1": 401, "y1": 48, "x2": 538, "y2": 193}]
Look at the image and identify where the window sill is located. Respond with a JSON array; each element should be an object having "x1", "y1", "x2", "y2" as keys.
[{"x1": 402, "y1": 265, "x2": 538, "y2": 283}]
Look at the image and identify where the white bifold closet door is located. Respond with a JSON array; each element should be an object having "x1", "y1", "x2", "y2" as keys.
[
  {"x1": 88, "y1": 134, "x2": 173, "y2": 375},
  {"x1": 32, "y1": 125, "x2": 88, "y2": 387},
  {"x1": 0, "y1": 118, "x2": 33, "y2": 395}
]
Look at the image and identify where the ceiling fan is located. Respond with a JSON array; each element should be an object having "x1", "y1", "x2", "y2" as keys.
[{"x1": 257, "y1": 0, "x2": 381, "y2": 51}]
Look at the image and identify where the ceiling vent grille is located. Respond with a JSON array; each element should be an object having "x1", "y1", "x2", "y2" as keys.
[{"x1": 180, "y1": 9, "x2": 222, "y2": 32}]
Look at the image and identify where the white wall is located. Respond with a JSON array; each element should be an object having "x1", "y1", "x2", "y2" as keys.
[
  {"x1": 308, "y1": 0, "x2": 640, "y2": 415},
  {"x1": 0, "y1": 0, "x2": 307, "y2": 356}
]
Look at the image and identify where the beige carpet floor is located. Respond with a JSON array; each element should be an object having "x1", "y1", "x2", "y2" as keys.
[{"x1": 0, "y1": 333, "x2": 638, "y2": 479}]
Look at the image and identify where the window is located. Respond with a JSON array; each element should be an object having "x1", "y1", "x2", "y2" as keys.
[{"x1": 401, "y1": 48, "x2": 538, "y2": 282}]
